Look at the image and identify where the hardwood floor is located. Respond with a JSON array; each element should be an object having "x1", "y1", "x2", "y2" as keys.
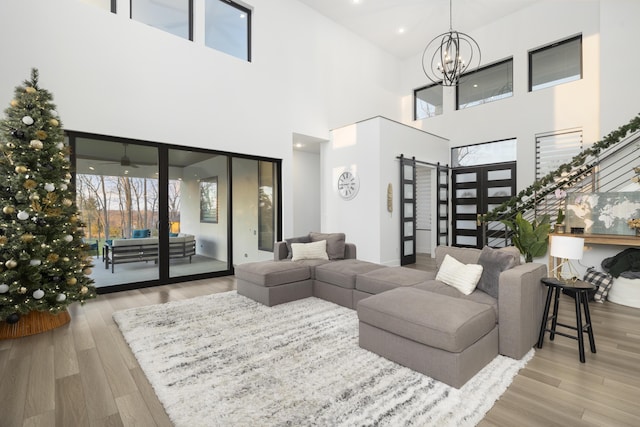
[{"x1": 1, "y1": 272, "x2": 639, "y2": 426}]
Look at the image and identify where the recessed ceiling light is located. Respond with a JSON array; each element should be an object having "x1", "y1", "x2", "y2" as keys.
[
  {"x1": 352, "y1": 0, "x2": 362, "y2": 4},
  {"x1": 89, "y1": 166, "x2": 95, "y2": 171},
  {"x1": 397, "y1": 27, "x2": 406, "y2": 35},
  {"x1": 295, "y1": 143, "x2": 304, "y2": 148}
]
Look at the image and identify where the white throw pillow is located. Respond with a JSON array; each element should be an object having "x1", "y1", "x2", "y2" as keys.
[
  {"x1": 291, "y1": 240, "x2": 329, "y2": 261},
  {"x1": 436, "y1": 254, "x2": 484, "y2": 295}
]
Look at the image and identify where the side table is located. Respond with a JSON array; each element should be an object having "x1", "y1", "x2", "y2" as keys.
[{"x1": 537, "y1": 277, "x2": 596, "y2": 363}]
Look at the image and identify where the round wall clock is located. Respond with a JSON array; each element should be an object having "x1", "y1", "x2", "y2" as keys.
[{"x1": 337, "y1": 171, "x2": 360, "y2": 200}]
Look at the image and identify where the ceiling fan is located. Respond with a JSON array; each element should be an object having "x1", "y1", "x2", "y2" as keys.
[{"x1": 118, "y1": 143, "x2": 139, "y2": 168}]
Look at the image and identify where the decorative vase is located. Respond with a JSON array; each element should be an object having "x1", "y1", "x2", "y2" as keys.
[
  {"x1": 0, "y1": 309, "x2": 70, "y2": 340},
  {"x1": 554, "y1": 223, "x2": 565, "y2": 234}
]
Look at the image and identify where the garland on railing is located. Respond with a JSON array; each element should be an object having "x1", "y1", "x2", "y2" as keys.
[{"x1": 483, "y1": 113, "x2": 640, "y2": 222}]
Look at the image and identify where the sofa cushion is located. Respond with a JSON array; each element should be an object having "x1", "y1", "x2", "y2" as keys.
[
  {"x1": 357, "y1": 287, "x2": 496, "y2": 353},
  {"x1": 413, "y1": 280, "x2": 499, "y2": 322},
  {"x1": 292, "y1": 259, "x2": 331, "y2": 279},
  {"x1": 291, "y1": 240, "x2": 328, "y2": 261},
  {"x1": 316, "y1": 259, "x2": 386, "y2": 289},
  {"x1": 132, "y1": 228, "x2": 151, "y2": 238},
  {"x1": 476, "y1": 246, "x2": 518, "y2": 299},
  {"x1": 285, "y1": 235, "x2": 311, "y2": 259},
  {"x1": 310, "y1": 232, "x2": 346, "y2": 260},
  {"x1": 356, "y1": 267, "x2": 431, "y2": 295},
  {"x1": 235, "y1": 261, "x2": 311, "y2": 287},
  {"x1": 435, "y1": 254, "x2": 483, "y2": 295},
  {"x1": 435, "y1": 246, "x2": 482, "y2": 269}
]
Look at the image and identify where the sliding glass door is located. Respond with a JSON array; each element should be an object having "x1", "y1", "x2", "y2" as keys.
[
  {"x1": 167, "y1": 148, "x2": 229, "y2": 278},
  {"x1": 74, "y1": 137, "x2": 160, "y2": 287},
  {"x1": 71, "y1": 131, "x2": 281, "y2": 292}
]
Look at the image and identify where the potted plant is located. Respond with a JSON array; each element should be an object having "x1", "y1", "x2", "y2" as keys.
[
  {"x1": 555, "y1": 208, "x2": 566, "y2": 234},
  {"x1": 502, "y1": 212, "x2": 552, "y2": 262}
]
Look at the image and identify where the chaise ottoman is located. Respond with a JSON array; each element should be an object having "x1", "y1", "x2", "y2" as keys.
[
  {"x1": 357, "y1": 287, "x2": 498, "y2": 388},
  {"x1": 235, "y1": 261, "x2": 312, "y2": 306}
]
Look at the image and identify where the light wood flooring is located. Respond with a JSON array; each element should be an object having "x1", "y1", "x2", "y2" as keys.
[{"x1": 1, "y1": 271, "x2": 639, "y2": 426}]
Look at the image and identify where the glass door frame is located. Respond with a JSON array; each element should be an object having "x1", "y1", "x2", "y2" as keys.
[{"x1": 68, "y1": 130, "x2": 282, "y2": 294}]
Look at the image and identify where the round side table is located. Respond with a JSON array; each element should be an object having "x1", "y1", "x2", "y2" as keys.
[{"x1": 537, "y1": 277, "x2": 597, "y2": 363}]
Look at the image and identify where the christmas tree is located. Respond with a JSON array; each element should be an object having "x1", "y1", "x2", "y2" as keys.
[{"x1": 0, "y1": 69, "x2": 96, "y2": 325}]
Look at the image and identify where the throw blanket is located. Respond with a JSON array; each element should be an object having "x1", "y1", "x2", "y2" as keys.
[{"x1": 602, "y1": 248, "x2": 640, "y2": 278}]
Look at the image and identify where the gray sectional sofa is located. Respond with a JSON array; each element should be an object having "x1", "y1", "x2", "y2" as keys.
[{"x1": 235, "y1": 233, "x2": 547, "y2": 388}]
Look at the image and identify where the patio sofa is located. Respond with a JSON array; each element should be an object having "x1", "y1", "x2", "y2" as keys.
[
  {"x1": 235, "y1": 233, "x2": 547, "y2": 388},
  {"x1": 104, "y1": 233, "x2": 196, "y2": 273}
]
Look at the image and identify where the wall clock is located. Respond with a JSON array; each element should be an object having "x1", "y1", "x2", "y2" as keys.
[{"x1": 337, "y1": 171, "x2": 360, "y2": 200}]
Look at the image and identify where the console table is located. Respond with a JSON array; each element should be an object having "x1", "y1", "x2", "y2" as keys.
[{"x1": 548, "y1": 233, "x2": 640, "y2": 273}]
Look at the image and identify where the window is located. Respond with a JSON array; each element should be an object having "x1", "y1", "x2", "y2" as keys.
[
  {"x1": 457, "y1": 59, "x2": 513, "y2": 110},
  {"x1": 452, "y1": 139, "x2": 517, "y2": 167},
  {"x1": 131, "y1": 0, "x2": 191, "y2": 40},
  {"x1": 530, "y1": 35, "x2": 582, "y2": 91},
  {"x1": 535, "y1": 129, "x2": 583, "y2": 180},
  {"x1": 414, "y1": 84, "x2": 443, "y2": 120},
  {"x1": 205, "y1": 0, "x2": 251, "y2": 61},
  {"x1": 81, "y1": 0, "x2": 115, "y2": 12}
]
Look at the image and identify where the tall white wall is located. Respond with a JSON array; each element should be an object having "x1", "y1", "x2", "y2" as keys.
[
  {"x1": 292, "y1": 150, "x2": 321, "y2": 236},
  {"x1": 401, "y1": 0, "x2": 602, "y2": 194},
  {"x1": 399, "y1": 0, "x2": 638, "y2": 272},
  {"x1": 0, "y1": 0, "x2": 401, "y2": 240},
  {"x1": 323, "y1": 117, "x2": 448, "y2": 265}
]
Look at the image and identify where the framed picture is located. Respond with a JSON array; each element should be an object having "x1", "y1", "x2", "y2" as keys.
[
  {"x1": 566, "y1": 192, "x2": 640, "y2": 235},
  {"x1": 200, "y1": 177, "x2": 218, "y2": 223}
]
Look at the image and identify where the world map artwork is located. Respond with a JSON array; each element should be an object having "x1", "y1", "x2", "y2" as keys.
[{"x1": 566, "y1": 192, "x2": 640, "y2": 235}]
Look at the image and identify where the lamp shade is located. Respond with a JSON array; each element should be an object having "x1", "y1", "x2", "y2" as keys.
[{"x1": 550, "y1": 235, "x2": 584, "y2": 260}]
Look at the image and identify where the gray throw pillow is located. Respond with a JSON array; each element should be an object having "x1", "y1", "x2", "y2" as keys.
[
  {"x1": 309, "y1": 232, "x2": 346, "y2": 260},
  {"x1": 477, "y1": 246, "x2": 518, "y2": 299},
  {"x1": 285, "y1": 235, "x2": 311, "y2": 259}
]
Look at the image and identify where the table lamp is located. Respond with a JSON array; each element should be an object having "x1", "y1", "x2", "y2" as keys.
[{"x1": 550, "y1": 235, "x2": 585, "y2": 282}]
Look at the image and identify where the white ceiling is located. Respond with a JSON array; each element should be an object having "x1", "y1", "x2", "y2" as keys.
[{"x1": 296, "y1": 0, "x2": 540, "y2": 60}]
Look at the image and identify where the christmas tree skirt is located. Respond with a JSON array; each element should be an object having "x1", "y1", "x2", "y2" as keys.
[{"x1": 0, "y1": 309, "x2": 70, "y2": 340}]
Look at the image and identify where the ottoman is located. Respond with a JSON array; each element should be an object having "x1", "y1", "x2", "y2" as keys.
[
  {"x1": 235, "y1": 261, "x2": 312, "y2": 306},
  {"x1": 357, "y1": 287, "x2": 498, "y2": 388},
  {"x1": 354, "y1": 266, "x2": 433, "y2": 307},
  {"x1": 314, "y1": 259, "x2": 387, "y2": 308}
]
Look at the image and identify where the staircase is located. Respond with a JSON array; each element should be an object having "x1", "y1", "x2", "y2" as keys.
[{"x1": 481, "y1": 114, "x2": 640, "y2": 248}]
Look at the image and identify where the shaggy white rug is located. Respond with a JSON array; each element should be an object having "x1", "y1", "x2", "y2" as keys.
[{"x1": 113, "y1": 291, "x2": 532, "y2": 427}]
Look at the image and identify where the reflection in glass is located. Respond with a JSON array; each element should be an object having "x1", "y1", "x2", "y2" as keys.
[
  {"x1": 457, "y1": 204, "x2": 477, "y2": 214},
  {"x1": 456, "y1": 189, "x2": 477, "y2": 198},
  {"x1": 488, "y1": 186, "x2": 512, "y2": 197},
  {"x1": 404, "y1": 203, "x2": 413, "y2": 217},
  {"x1": 404, "y1": 240, "x2": 414, "y2": 256},
  {"x1": 487, "y1": 169, "x2": 512, "y2": 181},
  {"x1": 258, "y1": 161, "x2": 274, "y2": 251},
  {"x1": 205, "y1": 0, "x2": 250, "y2": 61},
  {"x1": 404, "y1": 184, "x2": 413, "y2": 199},
  {"x1": 131, "y1": 0, "x2": 189, "y2": 40},
  {"x1": 404, "y1": 221, "x2": 414, "y2": 237},
  {"x1": 200, "y1": 177, "x2": 218, "y2": 223}
]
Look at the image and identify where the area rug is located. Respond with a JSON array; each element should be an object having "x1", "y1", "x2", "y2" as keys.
[{"x1": 113, "y1": 291, "x2": 533, "y2": 426}]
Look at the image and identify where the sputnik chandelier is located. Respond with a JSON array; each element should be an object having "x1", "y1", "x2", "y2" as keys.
[{"x1": 422, "y1": 0, "x2": 481, "y2": 86}]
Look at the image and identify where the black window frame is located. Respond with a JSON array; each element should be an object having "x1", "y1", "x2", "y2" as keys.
[
  {"x1": 205, "y1": 0, "x2": 252, "y2": 62},
  {"x1": 528, "y1": 35, "x2": 582, "y2": 92},
  {"x1": 456, "y1": 58, "x2": 513, "y2": 110}
]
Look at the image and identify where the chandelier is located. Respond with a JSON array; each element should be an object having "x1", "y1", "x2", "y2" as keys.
[{"x1": 422, "y1": 0, "x2": 481, "y2": 86}]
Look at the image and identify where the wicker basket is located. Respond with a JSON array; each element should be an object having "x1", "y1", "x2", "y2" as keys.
[{"x1": 0, "y1": 309, "x2": 70, "y2": 340}]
